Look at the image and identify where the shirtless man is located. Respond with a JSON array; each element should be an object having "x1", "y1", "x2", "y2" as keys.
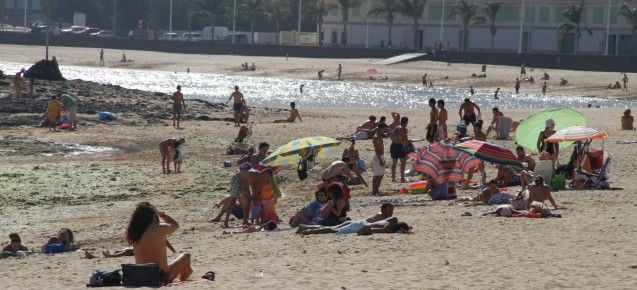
[
  {"x1": 494, "y1": 87, "x2": 500, "y2": 100},
  {"x1": 426, "y1": 98, "x2": 438, "y2": 144},
  {"x1": 542, "y1": 82, "x2": 547, "y2": 95},
  {"x1": 99, "y1": 49, "x2": 105, "y2": 66},
  {"x1": 342, "y1": 140, "x2": 368, "y2": 187},
  {"x1": 422, "y1": 74, "x2": 427, "y2": 86},
  {"x1": 337, "y1": 64, "x2": 342, "y2": 80},
  {"x1": 348, "y1": 115, "x2": 377, "y2": 140},
  {"x1": 436, "y1": 100, "x2": 448, "y2": 141},
  {"x1": 527, "y1": 176, "x2": 558, "y2": 210},
  {"x1": 250, "y1": 142, "x2": 270, "y2": 166},
  {"x1": 159, "y1": 138, "x2": 185, "y2": 174},
  {"x1": 171, "y1": 85, "x2": 186, "y2": 128},
  {"x1": 274, "y1": 102, "x2": 302, "y2": 123},
  {"x1": 515, "y1": 78, "x2": 521, "y2": 94},
  {"x1": 469, "y1": 86, "x2": 475, "y2": 95},
  {"x1": 520, "y1": 65, "x2": 526, "y2": 78},
  {"x1": 485, "y1": 107, "x2": 503, "y2": 138},
  {"x1": 13, "y1": 70, "x2": 23, "y2": 97},
  {"x1": 318, "y1": 70, "x2": 324, "y2": 80},
  {"x1": 2, "y1": 233, "x2": 29, "y2": 253},
  {"x1": 623, "y1": 73, "x2": 628, "y2": 91},
  {"x1": 388, "y1": 112, "x2": 401, "y2": 130},
  {"x1": 371, "y1": 123, "x2": 388, "y2": 195},
  {"x1": 390, "y1": 117, "x2": 409, "y2": 183},
  {"x1": 458, "y1": 98, "x2": 481, "y2": 127},
  {"x1": 365, "y1": 203, "x2": 394, "y2": 223},
  {"x1": 127, "y1": 202, "x2": 192, "y2": 285},
  {"x1": 226, "y1": 86, "x2": 245, "y2": 127}
]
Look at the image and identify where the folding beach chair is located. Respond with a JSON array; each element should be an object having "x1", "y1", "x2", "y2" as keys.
[{"x1": 575, "y1": 152, "x2": 611, "y2": 189}]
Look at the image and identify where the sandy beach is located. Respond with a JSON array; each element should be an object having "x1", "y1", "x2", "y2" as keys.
[{"x1": 0, "y1": 44, "x2": 636, "y2": 289}]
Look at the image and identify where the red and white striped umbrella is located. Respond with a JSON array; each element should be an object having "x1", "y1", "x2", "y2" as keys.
[
  {"x1": 408, "y1": 142, "x2": 481, "y2": 184},
  {"x1": 545, "y1": 126, "x2": 609, "y2": 143}
]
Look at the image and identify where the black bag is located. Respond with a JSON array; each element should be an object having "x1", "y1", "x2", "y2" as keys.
[
  {"x1": 87, "y1": 269, "x2": 121, "y2": 287},
  {"x1": 121, "y1": 263, "x2": 162, "y2": 287}
]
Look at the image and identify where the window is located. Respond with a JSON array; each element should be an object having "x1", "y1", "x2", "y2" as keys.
[
  {"x1": 525, "y1": 6, "x2": 535, "y2": 23},
  {"x1": 592, "y1": 6, "x2": 604, "y2": 24},
  {"x1": 610, "y1": 6, "x2": 617, "y2": 24},
  {"x1": 349, "y1": 7, "x2": 360, "y2": 17},
  {"x1": 428, "y1": 5, "x2": 442, "y2": 21},
  {"x1": 539, "y1": 6, "x2": 550, "y2": 23},
  {"x1": 496, "y1": 6, "x2": 519, "y2": 22}
]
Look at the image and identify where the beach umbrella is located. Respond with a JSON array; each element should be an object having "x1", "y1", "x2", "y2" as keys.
[
  {"x1": 261, "y1": 136, "x2": 342, "y2": 166},
  {"x1": 408, "y1": 142, "x2": 482, "y2": 184},
  {"x1": 515, "y1": 108, "x2": 586, "y2": 153},
  {"x1": 544, "y1": 126, "x2": 609, "y2": 143},
  {"x1": 454, "y1": 140, "x2": 523, "y2": 168}
]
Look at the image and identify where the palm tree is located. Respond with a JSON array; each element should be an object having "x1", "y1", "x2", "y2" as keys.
[
  {"x1": 304, "y1": 0, "x2": 335, "y2": 45},
  {"x1": 447, "y1": 0, "x2": 486, "y2": 52},
  {"x1": 483, "y1": 0, "x2": 501, "y2": 50},
  {"x1": 332, "y1": 0, "x2": 362, "y2": 45},
  {"x1": 265, "y1": 0, "x2": 290, "y2": 44},
  {"x1": 197, "y1": 0, "x2": 229, "y2": 25},
  {"x1": 239, "y1": 0, "x2": 265, "y2": 44},
  {"x1": 558, "y1": 0, "x2": 592, "y2": 54},
  {"x1": 618, "y1": 3, "x2": 637, "y2": 54},
  {"x1": 368, "y1": 0, "x2": 401, "y2": 47},
  {"x1": 399, "y1": 0, "x2": 427, "y2": 50}
]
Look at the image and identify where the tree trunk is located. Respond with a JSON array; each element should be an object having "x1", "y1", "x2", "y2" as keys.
[
  {"x1": 318, "y1": 17, "x2": 323, "y2": 45},
  {"x1": 490, "y1": 22, "x2": 495, "y2": 50},
  {"x1": 463, "y1": 25, "x2": 469, "y2": 52},
  {"x1": 388, "y1": 23, "x2": 393, "y2": 47},
  {"x1": 275, "y1": 20, "x2": 280, "y2": 44},
  {"x1": 413, "y1": 18, "x2": 419, "y2": 49}
]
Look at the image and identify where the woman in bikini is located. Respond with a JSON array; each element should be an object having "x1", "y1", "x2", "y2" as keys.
[{"x1": 537, "y1": 119, "x2": 559, "y2": 165}]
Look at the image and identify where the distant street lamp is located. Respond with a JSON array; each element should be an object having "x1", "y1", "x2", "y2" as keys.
[
  {"x1": 169, "y1": 0, "x2": 173, "y2": 33},
  {"x1": 518, "y1": 0, "x2": 526, "y2": 54},
  {"x1": 232, "y1": 0, "x2": 237, "y2": 43},
  {"x1": 297, "y1": 0, "x2": 302, "y2": 45}
]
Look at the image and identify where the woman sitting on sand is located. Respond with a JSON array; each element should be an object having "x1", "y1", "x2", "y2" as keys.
[
  {"x1": 289, "y1": 188, "x2": 329, "y2": 227},
  {"x1": 41, "y1": 228, "x2": 77, "y2": 254},
  {"x1": 621, "y1": 109, "x2": 634, "y2": 130},
  {"x1": 316, "y1": 183, "x2": 350, "y2": 226}
]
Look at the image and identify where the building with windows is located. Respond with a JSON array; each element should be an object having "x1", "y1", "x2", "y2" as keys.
[
  {"x1": 1, "y1": 0, "x2": 43, "y2": 28},
  {"x1": 322, "y1": 0, "x2": 636, "y2": 55}
]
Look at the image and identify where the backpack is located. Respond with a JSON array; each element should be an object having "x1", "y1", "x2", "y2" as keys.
[{"x1": 87, "y1": 269, "x2": 121, "y2": 287}]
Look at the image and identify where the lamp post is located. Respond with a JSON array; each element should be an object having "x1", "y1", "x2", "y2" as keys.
[
  {"x1": 23, "y1": 0, "x2": 27, "y2": 31},
  {"x1": 518, "y1": 0, "x2": 526, "y2": 54},
  {"x1": 169, "y1": 0, "x2": 173, "y2": 33},
  {"x1": 298, "y1": 0, "x2": 302, "y2": 45},
  {"x1": 232, "y1": 0, "x2": 237, "y2": 43},
  {"x1": 440, "y1": 0, "x2": 444, "y2": 42},
  {"x1": 365, "y1": 0, "x2": 370, "y2": 48}
]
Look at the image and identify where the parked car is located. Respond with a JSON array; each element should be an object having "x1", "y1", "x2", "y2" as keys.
[
  {"x1": 159, "y1": 32, "x2": 179, "y2": 41},
  {"x1": 178, "y1": 32, "x2": 201, "y2": 42},
  {"x1": 90, "y1": 30, "x2": 114, "y2": 38},
  {"x1": 77, "y1": 27, "x2": 100, "y2": 35},
  {"x1": 61, "y1": 26, "x2": 87, "y2": 34}
]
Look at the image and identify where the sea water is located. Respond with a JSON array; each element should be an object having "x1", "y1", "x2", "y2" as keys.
[{"x1": 2, "y1": 61, "x2": 634, "y2": 109}]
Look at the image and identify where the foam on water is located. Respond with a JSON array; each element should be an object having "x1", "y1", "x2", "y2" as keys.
[{"x1": 2, "y1": 61, "x2": 634, "y2": 109}]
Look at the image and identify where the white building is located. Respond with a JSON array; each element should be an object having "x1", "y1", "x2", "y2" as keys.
[{"x1": 322, "y1": 0, "x2": 636, "y2": 55}]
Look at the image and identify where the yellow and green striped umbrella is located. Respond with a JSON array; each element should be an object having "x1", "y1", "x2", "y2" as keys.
[{"x1": 261, "y1": 136, "x2": 342, "y2": 166}]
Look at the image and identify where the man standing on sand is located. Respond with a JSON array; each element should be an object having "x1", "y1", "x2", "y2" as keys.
[
  {"x1": 426, "y1": 98, "x2": 438, "y2": 144},
  {"x1": 371, "y1": 123, "x2": 388, "y2": 195},
  {"x1": 494, "y1": 87, "x2": 500, "y2": 100},
  {"x1": 623, "y1": 73, "x2": 628, "y2": 91},
  {"x1": 160, "y1": 138, "x2": 185, "y2": 174},
  {"x1": 226, "y1": 86, "x2": 245, "y2": 127},
  {"x1": 469, "y1": 86, "x2": 475, "y2": 95},
  {"x1": 520, "y1": 65, "x2": 526, "y2": 78},
  {"x1": 337, "y1": 64, "x2": 343, "y2": 80},
  {"x1": 542, "y1": 82, "x2": 547, "y2": 95},
  {"x1": 422, "y1": 74, "x2": 427, "y2": 86},
  {"x1": 515, "y1": 78, "x2": 521, "y2": 94},
  {"x1": 13, "y1": 69, "x2": 23, "y2": 97},
  {"x1": 318, "y1": 70, "x2": 324, "y2": 80},
  {"x1": 481, "y1": 64, "x2": 487, "y2": 73},
  {"x1": 459, "y1": 98, "x2": 481, "y2": 126},
  {"x1": 390, "y1": 117, "x2": 409, "y2": 183},
  {"x1": 99, "y1": 49, "x2": 105, "y2": 66},
  {"x1": 127, "y1": 202, "x2": 192, "y2": 285},
  {"x1": 171, "y1": 85, "x2": 186, "y2": 129}
]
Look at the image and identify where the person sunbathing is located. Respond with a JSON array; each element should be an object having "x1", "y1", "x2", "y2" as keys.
[
  {"x1": 127, "y1": 202, "x2": 192, "y2": 285},
  {"x1": 476, "y1": 180, "x2": 500, "y2": 203},
  {"x1": 526, "y1": 176, "x2": 558, "y2": 210},
  {"x1": 621, "y1": 109, "x2": 634, "y2": 130},
  {"x1": 41, "y1": 228, "x2": 78, "y2": 254},
  {"x1": 482, "y1": 204, "x2": 524, "y2": 217},
  {"x1": 274, "y1": 102, "x2": 302, "y2": 123},
  {"x1": 2, "y1": 233, "x2": 30, "y2": 254},
  {"x1": 365, "y1": 203, "x2": 394, "y2": 223},
  {"x1": 296, "y1": 217, "x2": 411, "y2": 235}
]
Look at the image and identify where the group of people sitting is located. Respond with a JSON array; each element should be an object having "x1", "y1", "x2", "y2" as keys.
[
  {"x1": 240, "y1": 62, "x2": 256, "y2": 71},
  {"x1": 42, "y1": 94, "x2": 79, "y2": 131},
  {"x1": 343, "y1": 113, "x2": 401, "y2": 141},
  {"x1": 1, "y1": 228, "x2": 78, "y2": 258}
]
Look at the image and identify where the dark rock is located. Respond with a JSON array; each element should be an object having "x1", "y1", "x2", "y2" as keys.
[
  {"x1": 196, "y1": 115, "x2": 212, "y2": 121},
  {"x1": 0, "y1": 69, "x2": 4, "y2": 78},
  {"x1": 0, "y1": 80, "x2": 9, "y2": 86},
  {"x1": 24, "y1": 58, "x2": 65, "y2": 81},
  {"x1": 154, "y1": 92, "x2": 167, "y2": 97}
]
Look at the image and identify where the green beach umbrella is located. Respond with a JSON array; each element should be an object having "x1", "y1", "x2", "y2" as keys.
[{"x1": 515, "y1": 108, "x2": 586, "y2": 153}]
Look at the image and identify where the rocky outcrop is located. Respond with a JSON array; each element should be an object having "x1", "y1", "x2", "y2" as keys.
[{"x1": 24, "y1": 58, "x2": 65, "y2": 81}]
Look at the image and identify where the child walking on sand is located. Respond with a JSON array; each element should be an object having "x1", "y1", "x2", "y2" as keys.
[{"x1": 174, "y1": 142, "x2": 184, "y2": 173}]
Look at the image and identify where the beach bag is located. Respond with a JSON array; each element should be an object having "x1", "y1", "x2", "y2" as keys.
[
  {"x1": 551, "y1": 174, "x2": 566, "y2": 191},
  {"x1": 87, "y1": 269, "x2": 121, "y2": 287},
  {"x1": 121, "y1": 263, "x2": 162, "y2": 287}
]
